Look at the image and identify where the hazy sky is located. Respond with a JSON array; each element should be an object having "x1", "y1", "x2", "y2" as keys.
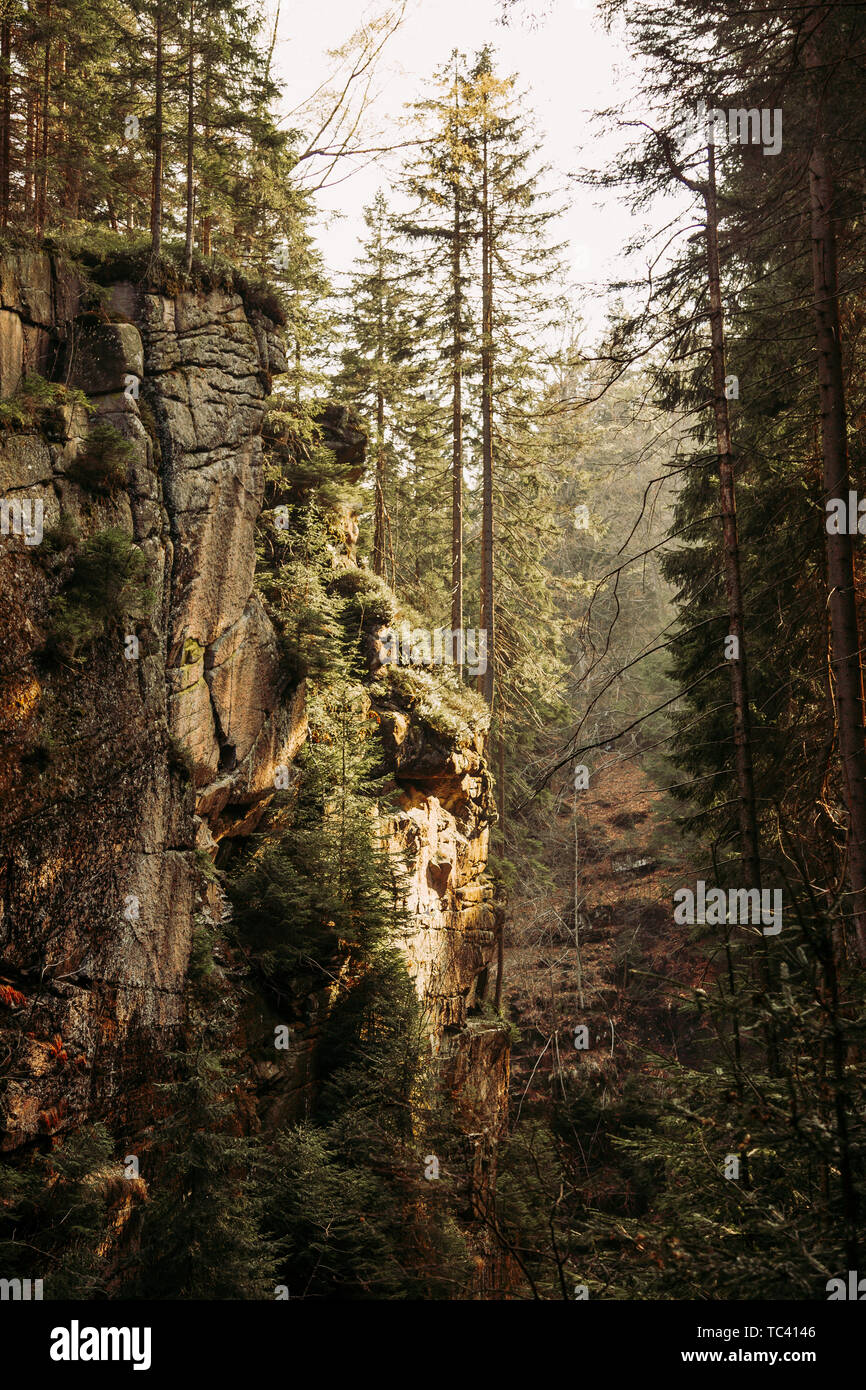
[{"x1": 269, "y1": 0, "x2": 674, "y2": 338}]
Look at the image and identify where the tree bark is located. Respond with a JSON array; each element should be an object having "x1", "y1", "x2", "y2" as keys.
[
  {"x1": 450, "y1": 70, "x2": 464, "y2": 671},
  {"x1": 183, "y1": 0, "x2": 195, "y2": 273},
  {"x1": 479, "y1": 113, "x2": 495, "y2": 708},
  {"x1": 493, "y1": 896, "x2": 505, "y2": 1013},
  {"x1": 373, "y1": 385, "x2": 386, "y2": 579},
  {"x1": 199, "y1": 32, "x2": 212, "y2": 256},
  {"x1": 497, "y1": 713, "x2": 506, "y2": 835},
  {"x1": 451, "y1": 175, "x2": 463, "y2": 666},
  {"x1": 0, "y1": 19, "x2": 11, "y2": 228},
  {"x1": 36, "y1": 0, "x2": 51, "y2": 237},
  {"x1": 25, "y1": 84, "x2": 34, "y2": 221},
  {"x1": 705, "y1": 145, "x2": 779, "y2": 1068},
  {"x1": 805, "y1": 22, "x2": 866, "y2": 965},
  {"x1": 573, "y1": 782, "x2": 585, "y2": 1010},
  {"x1": 150, "y1": 0, "x2": 164, "y2": 258},
  {"x1": 704, "y1": 144, "x2": 762, "y2": 896}
]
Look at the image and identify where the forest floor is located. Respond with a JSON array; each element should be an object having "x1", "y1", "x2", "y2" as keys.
[{"x1": 505, "y1": 751, "x2": 708, "y2": 1122}]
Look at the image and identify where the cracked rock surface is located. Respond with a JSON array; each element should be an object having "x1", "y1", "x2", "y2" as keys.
[{"x1": 0, "y1": 262, "x2": 302, "y2": 1147}]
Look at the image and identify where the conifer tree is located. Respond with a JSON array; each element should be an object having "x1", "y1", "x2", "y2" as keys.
[
  {"x1": 130, "y1": 979, "x2": 277, "y2": 1300},
  {"x1": 334, "y1": 190, "x2": 429, "y2": 584},
  {"x1": 401, "y1": 50, "x2": 479, "y2": 652},
  {"x1": 460, "y1": 47, "x2": 568, "y2": 725}
]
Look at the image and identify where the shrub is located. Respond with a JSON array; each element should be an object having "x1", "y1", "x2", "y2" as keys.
[
  {"x1": 240, "y1": 276, "x2": 288, "y2": 326},
  {"x1": 46, "y1": 527, "x2": 153, "y2": 662},
  {"x1": 331, "y1": 567, "x2": 396, "y2": 630},
  {"x1": 68, "y1": 421, "x2": 133, "y2": 492},
  {"x1": 0, "y1": 374, "x2": 90, "y2": 433},
  {"x1": 41, "y1": 511, "x2": 80, "y2": 553},
  {"x1": 0, "y1": 1123, "x2": 119, "y2": 1298},
  {"x1": 187, "y1": 921, "x2": 217, "y2": 979}
]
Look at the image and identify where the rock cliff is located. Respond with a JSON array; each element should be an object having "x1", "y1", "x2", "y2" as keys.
[{"x1": 0, "y1": 252, "x2": 508, "y2": 1286}]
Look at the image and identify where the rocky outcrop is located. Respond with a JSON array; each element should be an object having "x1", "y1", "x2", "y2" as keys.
[
  {"x1": 382, "y1": 715, "x2": 496, "y2": 1029},
  {"x1": 0, "y1": 256, "x2": 301, "y2": 1149},
  {"x1": 0, "y1": 251, "x2": 509, "y2": 1289}
]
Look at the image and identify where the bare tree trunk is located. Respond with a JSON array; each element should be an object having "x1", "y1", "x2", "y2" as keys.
[
  {"x1": 183, "y1": 0, "x2": 195, "y2": 273},
  {"x1": 373, "y1": 386, "x2": 386, "y2": 579},
  {"x1": 451, "y1": 179, "x2": 463, "y2": 668},
  {"x1": 497, "y1": 713, "x2": 506, "y2": 835},
  {"x1": 704, "y1": 145, "x2": 762, "y2": 896},
  {"x1": 199, "y1": 34, "x2": 211, "y2": 256},
  {"x1": 25, "y1": 84, "x2": 34, "y2": 222},
  {"x1": 150, "y1": 0, "x2": 164, "y2": 259},
  {"x1": 57, "y1": 38, "x2": 67, "y2": 214},
  {"x1": 493, "y1": 898, "x2": 505, "y2": 1013},
  {"x1": 450, "y1": 67, "x2": 464, "y2": 672},
  {"x1": 805, "y1": 22, "x2": 866, "y2": 965},
  {"x1": 264, "y1": 0, "x2": 280, "y2": 84},
  {"x1": 0, "y1": 19, "x2": 11, "y2": 228},
  {"x1": 36, "y1": 0, "x2": 51, "y2": 237},
  {"x1": 573, "y1": 782, "x2": 585, "y2": 1010},
  {"x1": 705, "y1": 146, "x2": 777, "y2": 1066},
  {"x1": 479, "y1": 116, "x2": 495, "y2": 708},
  {"x1": 705, "y1": 146, "x2": 781, "y2": 1074}
]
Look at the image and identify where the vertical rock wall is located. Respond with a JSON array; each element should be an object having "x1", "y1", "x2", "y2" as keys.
[
  {"x1": 0, "y1": 257, "x2": 302, "y2": 1148},
  {"x1": 0, "y1": 253, "x2": 509, "y2": 1293}
]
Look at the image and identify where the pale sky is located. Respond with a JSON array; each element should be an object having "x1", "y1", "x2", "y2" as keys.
[{"x1": 268, "y1": 0, "x2": 679, "y2": 340}]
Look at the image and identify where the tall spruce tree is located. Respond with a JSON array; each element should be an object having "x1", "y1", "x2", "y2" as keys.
[
  {"x1": 334, "y1": 190, "x2": 430, "y2": 585},
  {"x1": 400, "y1": 50, "x2": 479, "y2": 655}
]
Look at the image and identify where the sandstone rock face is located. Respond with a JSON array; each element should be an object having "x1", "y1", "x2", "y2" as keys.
[
  {"x1": 0, "y1": 308, "x2": 24, "y2": 398},
  {"x1": 0, "y1": 253, "x2": 508, "y2": 1293},
  {"x1": 383, "y1": 713, "x2": 509, "y2": 1289},
  {"x1": 387, "y1": 739, "x2": 496, "y2": 1032},
  {"x1": 0, "y1": 256, "x2": 302, "y2": 1149}
]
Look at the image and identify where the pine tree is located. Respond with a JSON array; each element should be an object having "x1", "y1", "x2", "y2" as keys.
[
  {"x1": 0, "y1": 1123, "x2": 119, "y2": 1298},
  {"x1": 130, "y1": 996, "x2": 277, "y2": 1300},
  {"x1": 334, "y1": 191, "x2": 429, "y2": 584},
  {"x1": 458, "y1": 46, "x2": 570, "y2": 736},
  {"x1": 400, "y1": 50, "x2": 479, "y2": 651}
]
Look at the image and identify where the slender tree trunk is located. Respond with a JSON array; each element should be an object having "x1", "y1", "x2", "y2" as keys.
[
  {"x1": 199, "y1": 38, "x2": 211, "y2": 256},
  {"x1": 705, "y1": 146, "x2": 777, "y2": 1067},
  {"x1": 150, "y1": 0, "x2": 164, "y2": 258},
  {"x1": 493, "y1": 906, "x2": 504, "y2": 1013},
  {"x1": 25, "y1": 83, "x2": 34, "y2": 221},
  {"x1": 573, "y1": 782, "x2": 585, "y2": 1010},
  {"x1": 451, "y1": 180, "x2": 463, "y2": 667},
  {"x1": 57, "y1": 38, "x2": 67, "y2": 213},
  {"x1": 264, "y1": 1, "x2": 280, "y2": 84},
  {"x1": 36, "y1": 0, "x2": 51, "y2": 237},
  {"x1": 0, "y1": 20, "x2": 10, "y2": 228},
  {"x1": 705, "y1": 146, "x2": 778, "y2": 1068},
  {"x1": 704, "y1": 145, "x2": 762, "y2": 895},
  {"x1": 373, "y1": 385, "x2": 386, "y2": 578},
  {"x1": 497, "y1": 713, "x2": 506, "y2": 835},
  {"x1": 183, "y1": 0, "x2": 195, "y2": 273},
  {"x1": 491, "y1": 712, "x2": 507, "y2": 1006},
  {"x1": 450, "y1": 73, "x2": 464, "y2": 672},
  {"x1": 805, "y1": 24, "x2": 866, "y2": 965},
  {"x1": 479, "y1": 116, "x2": 495, "y2": 708},
  {"x1": 372, "y1": 226, "x2": 388, "y2": 580}
]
